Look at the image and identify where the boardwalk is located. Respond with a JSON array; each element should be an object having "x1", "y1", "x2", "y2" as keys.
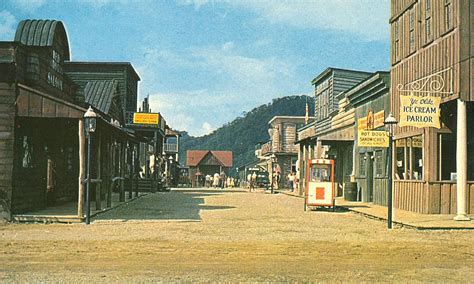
[{"x1": 1, "y1": 188, "x2": 473, "y2": 282}]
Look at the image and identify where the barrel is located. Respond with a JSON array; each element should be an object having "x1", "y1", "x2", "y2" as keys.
[{"x1": 344, "y1": 182, "x2": 358, "y2": 201}]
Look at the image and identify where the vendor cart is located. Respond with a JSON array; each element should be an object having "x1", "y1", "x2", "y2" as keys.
[{"x1": 304, "y1": 159, "x2": 335, "y2": 211}]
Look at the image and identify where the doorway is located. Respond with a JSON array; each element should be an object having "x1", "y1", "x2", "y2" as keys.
[{"x1": 366, "y1": 152, "x2": 374, "y2": 203}]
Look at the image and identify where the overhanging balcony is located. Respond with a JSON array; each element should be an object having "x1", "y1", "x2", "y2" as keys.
[{"x1": 164, "y1": 143, "x2": 178, "y2": 153}]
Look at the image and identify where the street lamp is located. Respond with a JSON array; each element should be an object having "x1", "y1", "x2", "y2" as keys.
[
  {"x1": 270, "y1": 153, "x2": 276, "y2": 194},
  {"x1": 84, "y1": 106, "x2": 97, "y2": 225},
  {"x1": 168, "y1": 155, "x2": 173, "y2": 188},
  {"x1": 384, "y1": 112, "x2": 398, "y2": 229}
]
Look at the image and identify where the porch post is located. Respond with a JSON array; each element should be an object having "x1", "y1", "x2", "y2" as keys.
[
  {"x1": 119, "y1": 141, "x2": 125, "y2": 202},
  {"x1": 95, "y1": 133, "x2": 102, "y2": 210},
  {"x1": 454, "y1": 99, "x2": 470, "y2": 221},
  {"x1": 78, "y1": 119, "x2": 85, "y2": 218}
]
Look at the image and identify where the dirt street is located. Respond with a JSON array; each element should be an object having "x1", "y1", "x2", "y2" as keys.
[{"x1": 1, "y1": 188, "x2": 473, "y2": 282}]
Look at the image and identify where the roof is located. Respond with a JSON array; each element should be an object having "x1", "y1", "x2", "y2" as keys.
[
  {"x1": 268, "y1": 116, "x2": 313, "y2": 125},
  {"x1": 165, "y1": 128, "x2": 181, "y2": 136},
  {"x1": 84, "y1": 80, "x2": 118, "y2": 115},
  {"x1": 64, "y1": 61, "x2": 141, "y2": 81},
  {"x1": 311, "y1": 67, "x2": 373, "y2": 85},
  {"x1": 14, "y1": 19, "x2": 70, "y2": 60},
  {"x1": 346, "y1": 71, "x2": 391, "y2": 106},
  {"x1": 186, "y1": 150, "x2": 233, "y2": 167}
]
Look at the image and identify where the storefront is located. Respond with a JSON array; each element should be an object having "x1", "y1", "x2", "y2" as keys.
[
  {"x1": 390, "y1": 1, "x2": 473, "y2": 217},
  {"x1": 0, "y1": 19, "x2": 143, "y2": 222},
  {"x1": 349, "y1": 72, "x2": 391, "y2": 204}
]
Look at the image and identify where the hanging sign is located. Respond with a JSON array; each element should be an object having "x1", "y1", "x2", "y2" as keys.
[
  {"x1": 133, "y1": 113, "x2": 159, "y2": 125},
  {"x1": 358, "y1": 130, "x2": 389, "y2": 148},
  {"x1": 358, "y1": 110, "x2": 385, "y2": 130},
  {"x1": 399, "y1": 94, "x2": 440, "y2": 128}
]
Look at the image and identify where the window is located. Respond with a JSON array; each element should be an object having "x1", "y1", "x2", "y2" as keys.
[
  {"x1": 395, "y1": 135, "x2": 423, "y2": 180},
  {"x1": 21, "y1": 136, "x2": 34, "y2": 168},
  {"x1": 409, "y1": 8, "x2": 415, "y2": 53},
  {"x1": 375, "y1": 150, "x2": 384, "y2": 177},
  {"x1": 425, "y1": 0, "x2": 432, "y2": 41},
  {"x1": 26, "y1": 53, "x2": 40, "y2": 81},
  {"x1": 444, "y1": 0, "x2": 452, "y2": 31},
  {"x1": 359, "y1": 153, "x2": 366, "y2": 176},
  {"x1": 394, "y1": 19, "x2": 400, "y2": 61},
  {"x1": 438, "y1": 133, "x2": 456, "y2": 180},
  {"x1": 310, "y1": 164, "x2": 331, "y2": 182}
]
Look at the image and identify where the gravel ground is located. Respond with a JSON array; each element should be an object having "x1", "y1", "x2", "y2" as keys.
[{"x1": 1, "y1": 188, "x2": 473, "y2": 282}]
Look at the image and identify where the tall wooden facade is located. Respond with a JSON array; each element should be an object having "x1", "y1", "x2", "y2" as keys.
[
  {"x1": 296, "y1": 68, "x2": 373, "y2": 196},
  {"x1": 349, "y1": 72, "x2": 391, "y2": 205},
  {"x1": 390, "y1": 0, "x2": 473, "y2": 215},
  {"x1": 261, "y1": 116, "x2": 308, "y2": 189},
  {"x1": 0, "y1": 19, "x2": 165, "y2": 222}
]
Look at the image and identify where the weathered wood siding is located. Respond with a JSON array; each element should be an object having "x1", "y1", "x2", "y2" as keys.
[
  {"x1": 0, "y1": 83, "x2": 15, "y2": 220},
  {"x1": 394, "y1": 181, "x2": 474, "y2": 214}
]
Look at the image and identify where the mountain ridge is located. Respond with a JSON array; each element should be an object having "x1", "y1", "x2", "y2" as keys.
[{"x1": 177, "y1": 95, "x2": 315, "y2": 170}]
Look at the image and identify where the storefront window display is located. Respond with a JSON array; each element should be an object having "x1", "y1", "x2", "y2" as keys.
[{"x1": 395, "y1": 135, "x2": 423, "y2": 180}]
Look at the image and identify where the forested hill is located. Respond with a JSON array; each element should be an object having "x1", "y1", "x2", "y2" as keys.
[{"x1": 178, "y1": 95, "x2": 315, "y2": 171}]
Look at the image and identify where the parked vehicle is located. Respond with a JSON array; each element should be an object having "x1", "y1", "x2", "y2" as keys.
[{"x1": 255, "y1": 172, "x2": 270, "y2": 188}]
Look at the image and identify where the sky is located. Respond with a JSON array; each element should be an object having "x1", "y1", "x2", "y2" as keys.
[{"x1": 0, "y1": 0, "x2": 390, "y2": 136}]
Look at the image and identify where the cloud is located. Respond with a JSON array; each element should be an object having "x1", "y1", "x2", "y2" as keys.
[
  {"x1": 135, "y1": 43, "x2": 300, "y2": 136},
  {"x1": 181, "y1": 0, "x2": 389, "y2": 41},
  {"x1": 11, "y1": 0, "x2": 45, "y2": 12},
  {"x1": 0, "y1": 10, "x2": 16, "y2": 40}
]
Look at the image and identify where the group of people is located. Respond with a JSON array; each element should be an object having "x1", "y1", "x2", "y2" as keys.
[
  {"x1": 287, "y1": 172, "x2": 299, "y2": 192},
  {"x1": 204, "y1": 172, "x2": 237, "y2": 188}
]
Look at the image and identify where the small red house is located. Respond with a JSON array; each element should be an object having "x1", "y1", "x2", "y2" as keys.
[{"x1": 186, "y1": 150, "x2": 233, "y2": 187}]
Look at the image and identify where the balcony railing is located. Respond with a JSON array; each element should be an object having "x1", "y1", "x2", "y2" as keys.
[
  {"x1": 260, "y1": 140, "x2": 298, "y2": 156},
  {"x1": 164, "y1": 143, "x2": 178, "y2": 153}
]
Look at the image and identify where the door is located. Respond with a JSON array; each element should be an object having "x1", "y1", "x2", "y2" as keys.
[{"x1": 366, "y1": 152, "x2": 374, "y2": 203}]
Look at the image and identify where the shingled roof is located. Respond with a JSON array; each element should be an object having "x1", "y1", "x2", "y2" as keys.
[
  {"x1": 186, "y1": 150, "x2": 233, "y2": 168},
  {"x1": 14, "y1": 19, "x2": 70, "y2": 60},
  {"x1": 84, "y1": 80, "x2": 119, "y2": 115}
]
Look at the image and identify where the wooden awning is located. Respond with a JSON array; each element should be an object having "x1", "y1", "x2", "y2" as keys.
[
  {"x1": 317, "y1": 126, "x2": 354, "y2": 142},
  {"x1": 16, "y1": 84, "x2": 85, "y2": 118}
]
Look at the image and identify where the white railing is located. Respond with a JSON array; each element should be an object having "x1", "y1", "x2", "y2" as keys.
[{"x1": 164, "y1": 143, "x2": 178, "y2": 152}]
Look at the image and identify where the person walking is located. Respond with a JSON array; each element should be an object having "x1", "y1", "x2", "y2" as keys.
[
  {"x1": 220, "y1": 170, "x2": 226, "y2": 189},
  {"x1": 251, "y1": 171, "x2": 257, "y2": 192},
  {"x1": 213, "y1": 173, "x2": 220, "y2": 188},
  {"x1": 288, "y1": 172, "x2": 295, "y2": 192}
]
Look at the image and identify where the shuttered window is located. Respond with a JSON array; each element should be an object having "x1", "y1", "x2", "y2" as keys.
[{"x1": 444, "y1": 0, "x2": 453, "y2": 31}]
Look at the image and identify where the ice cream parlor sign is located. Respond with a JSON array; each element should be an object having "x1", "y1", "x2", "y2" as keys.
[{"x1": 399, "y1": 92, "x2": 440, "y2": 128}]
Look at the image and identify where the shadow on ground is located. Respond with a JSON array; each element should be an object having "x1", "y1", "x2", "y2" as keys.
[{"x1": 95, "y1": 189, "x2": 235, "y2": 222}]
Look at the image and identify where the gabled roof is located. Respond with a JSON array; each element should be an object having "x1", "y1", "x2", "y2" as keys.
[
  {"x1": 14, "y1": 19, "x2": 70, "y2": 60},
  {"x1": 84, "y1": 80, "x2": 119, "y2": 115},
  {"x1": 186, "y1": 150, "x2": 233, "y2": 167}
]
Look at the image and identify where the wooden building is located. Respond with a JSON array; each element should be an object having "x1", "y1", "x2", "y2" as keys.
[
  {"x1": 128, "y1": 96, "x2": 166, "y2": 192},
  {"x1": 186, "y1": 150, "x2": 233, "y2": 187},
  {"x1": 349, "y1": 72, "x2": 391, "y2": 204},
  {"x1": 0, "y1": 19, "x2": 145, "y2": 222},
  {"x1": 390, "y1": 0, "x2": 473, "y2": 217},
  {"x1": 260, "y1": 116, "x2": 309, "y2": 189},
  {"x1": 164, "y1": 127, "x2": 181, "y2": 187},
  {"x1": 296, "y1": 68, "x2": 373, "y2": 196}
]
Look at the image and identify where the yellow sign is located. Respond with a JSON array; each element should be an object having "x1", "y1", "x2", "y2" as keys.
[
  {"x1": 373, "y1": 110, "x2": 385, "y2": 128},
  {"x1": 358, "y1": 110, "x2": 385, "y2": 130},
  {"x1": 133, "y1": 113, "x2": 159, "y2": 125},
  {"x1": 358, "y1": 116, "x2": 368, "y2": 130},
  {"x1": 358, "y1": 130, "x2": 389, "y2": 148},
  {"x1": 399, "y1": 94, "x2": 440, "y2": 128}
]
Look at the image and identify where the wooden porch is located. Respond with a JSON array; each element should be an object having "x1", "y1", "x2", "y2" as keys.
[{"x1": 12, "y1": 192, "x2": 148, "y2": 223}]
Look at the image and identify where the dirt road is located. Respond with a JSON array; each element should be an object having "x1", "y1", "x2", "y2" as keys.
[{"x1": 1, "y1": 188, "x2": 473, "y2": 282}]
